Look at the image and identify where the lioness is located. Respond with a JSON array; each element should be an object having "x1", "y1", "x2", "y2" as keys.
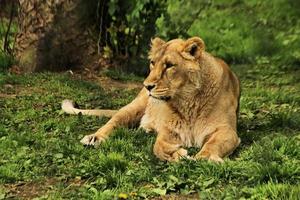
[{"x1": 62, "y1": 37, "x2": 241, "y2": 162}]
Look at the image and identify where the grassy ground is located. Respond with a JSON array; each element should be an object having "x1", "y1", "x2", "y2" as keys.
[
  {"x1": 0, "y1": 59, "x2": 299, "y2": 199},
  {"x1": 1, "y1": 0, "x2": 299, "y2": 199}
]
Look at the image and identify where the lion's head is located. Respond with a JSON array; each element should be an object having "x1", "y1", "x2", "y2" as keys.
[{"x1": 143, "y1": 37, "x2": 206, "y2": 101}]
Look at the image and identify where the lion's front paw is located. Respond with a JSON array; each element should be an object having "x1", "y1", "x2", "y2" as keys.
[
  {"x1": 80, "y1": 134, "x2": 106, "y2": 147},
  {"x1": 194, "y1": 152, "x2": 224, "y2": 163},
  {"x1": 171, "y1": 148, "x2": 189, "y2": 161}
]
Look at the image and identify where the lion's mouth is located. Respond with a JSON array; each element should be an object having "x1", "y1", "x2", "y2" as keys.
[
  {"x1": 149, "y1": 94, "x2": 171, "y2": 101},
  {"x1": 147, "y1": 88, "x2": 171, "y2": 101}
]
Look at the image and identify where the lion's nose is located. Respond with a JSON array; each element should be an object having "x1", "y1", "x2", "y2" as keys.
[{"x1": 144, "y1": 84, "x2": 155, "y2": 91}]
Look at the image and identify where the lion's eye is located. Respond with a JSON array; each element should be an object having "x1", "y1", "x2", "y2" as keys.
[
  {"x1": 165, "y1": 62, "x2": 174, "y2": 69},
  {"x1": 150, "y1": 61, "x2": 155, "y2": 69}
]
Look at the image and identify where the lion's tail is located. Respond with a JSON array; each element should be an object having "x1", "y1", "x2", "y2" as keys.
[{"x1": 61, "y1": 99, "x2": 117, "y2": 117}]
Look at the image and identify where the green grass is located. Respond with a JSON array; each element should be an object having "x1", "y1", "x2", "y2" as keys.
[
  {"x1": 103, "y1": 68, "x2": 144, "y2": 82},
  {"x1": 0, "y1": 1, "x2": 299, "y2": 198},
  {"x1": 0, "y1": 59, "x2": 299, "y2": 199},
  {"x1": 0, "y1": 53, "x2": 14, "y2": 72},
  {"x1": 156, "y1": 0, "x2": 300, "y2": 65}
]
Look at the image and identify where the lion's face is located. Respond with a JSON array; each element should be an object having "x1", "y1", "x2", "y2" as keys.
[{"x1": 143, "y1": 37, "x2": 205, "y2": 100}]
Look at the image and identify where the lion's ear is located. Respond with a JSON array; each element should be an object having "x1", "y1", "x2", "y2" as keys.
[
  {"x1": 183, "y1": 37, "x2": 205, "y2": 59},
  {"x1": 149, "y1": 37, "x2": 166, "y2": 59},
  {"x1": 150, "y1": 37, "x2": 165, "y2": 50}
]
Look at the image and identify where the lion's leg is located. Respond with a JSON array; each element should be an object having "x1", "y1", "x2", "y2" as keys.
[
  {"x1": 195, "y1": 126, "x2": 240, "y2": 163},
  {"x1": 153, "y1": 129, "x2": 188, "y2": 162},
  {"x1": 80, "y1": 89, "x2": 148, "y2": 146}
]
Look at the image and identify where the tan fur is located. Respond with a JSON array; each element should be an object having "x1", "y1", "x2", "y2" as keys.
[{"x1": 62, "y1": 37, "x2": 241, "y2": 162}]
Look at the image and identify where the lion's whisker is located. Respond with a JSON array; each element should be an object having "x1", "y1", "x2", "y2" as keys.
[
  {"x1": 154, "y1": 88, "x2": 169, "y2": 92},
  {"x1": 151, "y1": 92, "x2": 168, "y2": 96}
]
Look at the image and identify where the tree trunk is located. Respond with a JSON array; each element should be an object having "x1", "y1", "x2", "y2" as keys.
[{"x1": 15, "y1": 0, "x2": 97, "y2": 72}]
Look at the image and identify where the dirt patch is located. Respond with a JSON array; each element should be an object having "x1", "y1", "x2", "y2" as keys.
[
  {"x1": 3, "y1": 177, "x2": 85, "y2": 199},
  {"x1": 0, "y1": 93, "x2": 17, "y2": 98},
  {"x1": 0, "y1": 84, "x2": 47, "y2": 98},
  {"x1": 96, "y1": 76, "x2": 142, "y2": 91},
  {"x1": 69, "y1": 70, "x2": 143, "y2": 91},
  {"x1": 4, "y1": 178, "x2": 57, "y2": 199}
]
